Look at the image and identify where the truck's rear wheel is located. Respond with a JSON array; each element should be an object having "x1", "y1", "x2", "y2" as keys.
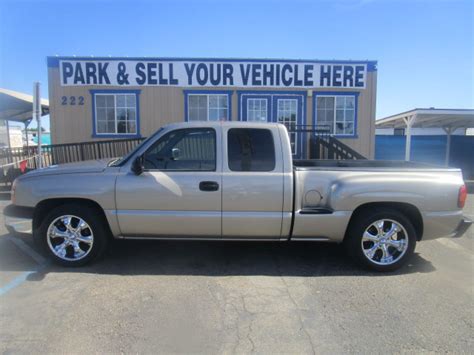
[
  {"x1": 36, "y1": 204, "x2": 108, "y2": 266},
  {"x1": 344, "y1": 208, "x2": 417, "y2": 272}
]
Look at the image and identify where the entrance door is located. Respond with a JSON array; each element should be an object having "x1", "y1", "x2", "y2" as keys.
[
  {"x1": 240, "y1": 94, "x2": 304, "y2": 158},
  {"x1": 272, "y1": 96, "x2": 303, "y2": 158}
]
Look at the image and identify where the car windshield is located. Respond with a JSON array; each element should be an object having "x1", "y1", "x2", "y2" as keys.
[{"x1": 108, "y1": 128, "x2": 163, "y2": 167}]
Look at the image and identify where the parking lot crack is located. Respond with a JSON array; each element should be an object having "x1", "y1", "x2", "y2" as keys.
[
  {"x1": 273, "y1": 254, "x2": 316, "y2": 355},
  {"x1": 241, "y1": 294, "x2": 256, "y2": 353}
]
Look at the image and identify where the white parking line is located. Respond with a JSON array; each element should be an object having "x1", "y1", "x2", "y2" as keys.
[
  {"x1": 0, "y1": 271, "x2": 40, "y2": 296},
  {"x1": 435, "y1": 238, "x2": 473, "y2": 259},
  {"x1": 0, "y1": 237, "x2": 49, "y2": 297}
]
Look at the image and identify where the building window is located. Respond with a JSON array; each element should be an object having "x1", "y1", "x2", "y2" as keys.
[
  {"x1": 315, "y1": 94, "x2": 357, "y2": 136},
  {"x1": 93, "y1": 91, "x2": 139, "y2": 136},
  {"x1": 247, "y1": 98, "x2": 268, "y2": 122},
  {"x1": 185, "y1": 91, "x2": 232, "y2": 121}
]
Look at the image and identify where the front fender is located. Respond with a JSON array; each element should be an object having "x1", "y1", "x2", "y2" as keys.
[{"x1": 14, "y1": 172, "x2": 117, "y2": 210}]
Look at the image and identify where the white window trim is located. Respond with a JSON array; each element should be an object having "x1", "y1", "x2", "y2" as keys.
[
  {"x1": 187, "y1": 94, "x2": 230, "y2": 121},
  {"x1": 94, "y1": 93, "x2": 138, "y2": 136},
  {"x1": 316, "y1": 95, "x2": 356, "y2": 136}
]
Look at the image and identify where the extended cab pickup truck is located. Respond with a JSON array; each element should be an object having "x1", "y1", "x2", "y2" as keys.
[{"x1": 5, "y1": 122, "x2": 472, "y2": 271}]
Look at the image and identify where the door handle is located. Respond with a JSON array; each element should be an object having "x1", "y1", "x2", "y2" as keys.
[{"x1": 199, "y1": 181, "x2": 219, "y2": 191}]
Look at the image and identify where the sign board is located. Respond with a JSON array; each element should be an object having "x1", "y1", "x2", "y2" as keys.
[{"x1": 59, "y1": 60, "x2": 368, "y2": 89}]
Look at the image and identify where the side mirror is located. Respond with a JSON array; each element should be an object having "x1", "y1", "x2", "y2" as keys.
[
  {"x1": 171, "y1": 147, "x2": 181, "y2": 160},
  {"x1": 131, "y1": 155, "x2": 144, "y2": 175}
]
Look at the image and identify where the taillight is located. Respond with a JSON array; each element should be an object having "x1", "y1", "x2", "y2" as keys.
[{"x1": 458, "y1": 185, "x2": 467, "y2": 209}]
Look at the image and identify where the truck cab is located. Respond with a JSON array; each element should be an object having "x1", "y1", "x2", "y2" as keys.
[{"x1": 114, "y1": 122, "x2": 293, "y2": 239}]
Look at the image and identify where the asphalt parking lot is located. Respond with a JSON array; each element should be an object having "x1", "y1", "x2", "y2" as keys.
[{"x1": 0, "y1": 197, "x2": 473, "y2": 354}]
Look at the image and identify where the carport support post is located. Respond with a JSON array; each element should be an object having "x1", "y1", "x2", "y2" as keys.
[
  {"x1": 403, "y1": 115, "x2": 416, "y2": 161},
  {"x1": 24, "y1": 119, "x2": 31, "y2": 153},
  {"x1": 33, "y1": 82, "x2": 42, "y2": 168},
  {"x1": 6, "y1": 120, "x2": 11, "y2": 150},
  {"x1": 443, "y1": 126, "x2": 453, "y2": 166}
]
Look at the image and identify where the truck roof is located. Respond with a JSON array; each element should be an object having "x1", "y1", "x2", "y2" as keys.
[{"x1": 162, "y1": 121, "x2": 285, "y2": 130}]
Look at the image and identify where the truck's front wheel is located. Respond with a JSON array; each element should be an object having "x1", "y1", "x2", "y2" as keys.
[
  {"x1": 36, "y1": 204, "x2": 108, "y2": 266},
  {"x1": 344, "y1": 208, "x2": 417, "y2": 272}
]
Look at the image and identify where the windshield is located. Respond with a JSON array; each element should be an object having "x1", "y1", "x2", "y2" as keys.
[{"x1": 109, "y1": 128, "x2": 163, "y2": 167}]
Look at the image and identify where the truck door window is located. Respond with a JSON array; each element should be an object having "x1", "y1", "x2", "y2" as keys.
[
  {"x1": 228, "y1": 128, "x2": 275, "y2": 172},
  {"x1": 143, "y1": 128, "x2": 216, "y2": 171}
]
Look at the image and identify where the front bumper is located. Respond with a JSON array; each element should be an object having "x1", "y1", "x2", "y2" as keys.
[{"x1": 4, "y1": 204, "x2": 34, "y2": 236}]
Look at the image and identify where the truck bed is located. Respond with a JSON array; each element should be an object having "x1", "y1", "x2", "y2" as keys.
[{"x1": 290, "y1": 158, "x2": 465, "y2": 243}]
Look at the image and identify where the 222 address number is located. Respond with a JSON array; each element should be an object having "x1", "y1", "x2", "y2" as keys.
[{"x1": 61, "y1": 96, "x2": 84, "y2": 105}]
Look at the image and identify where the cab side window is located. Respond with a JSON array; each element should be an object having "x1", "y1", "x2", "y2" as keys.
[
  {"x1": 228, "y1": 128, "x2": 276, "y2": 172},
  {"x1": 144, "y1": 128, "x2": 216, "y2": 171}
]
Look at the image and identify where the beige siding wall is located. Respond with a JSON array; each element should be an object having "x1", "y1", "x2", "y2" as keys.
[
  {"x1": 333, "y1": 70, "x2": 377, "y2": 158},
  {"x1": 48, "y1": 66, "x2": 376, "y2": 158}
]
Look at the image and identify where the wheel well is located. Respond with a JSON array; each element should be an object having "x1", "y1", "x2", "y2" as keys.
[
  {"x1": 33, "y1": 198, "x2": 111, "y2": 233},
  {"x1": 345, "y1": 202, "x2": 424, "y2": 241}
]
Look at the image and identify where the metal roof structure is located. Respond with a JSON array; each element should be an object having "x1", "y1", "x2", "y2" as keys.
[
  {"x1": 0, "y1": 88, "x2": 49, "y2": 122},
  {"x1": 376, "y1": 108, "x2": 474, "y2": 130},
  {"x1": 376, "y1": 108, "x2": 474, "y2": 164}
]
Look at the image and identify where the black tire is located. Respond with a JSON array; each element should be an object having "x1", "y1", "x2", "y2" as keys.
[
  {"x1": 35, "y1": 203, "x2": 109, "y2": 267},
  {"x1": 344, "y1": 208, "x2": 417, "y2": 272}
]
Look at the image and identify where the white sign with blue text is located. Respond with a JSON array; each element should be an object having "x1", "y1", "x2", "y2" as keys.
[{"x1": 59, "y1": 60, "x2": 368, "y2": 89}]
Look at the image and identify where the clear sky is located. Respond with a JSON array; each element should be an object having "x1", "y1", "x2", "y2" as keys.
[{"x1": 1, "y1": 0, "x2": 472, "y2": 130}]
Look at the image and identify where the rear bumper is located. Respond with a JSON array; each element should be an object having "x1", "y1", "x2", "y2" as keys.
[
  {"x1": 4, "y1": 204, "x2": 33, "y2": 236},
  {"x1": 452, "y1": 217, "x2": 472, "y2": 238},
  {"x1": 422, "y1": 210, "x2": 472, "y2": 240}
]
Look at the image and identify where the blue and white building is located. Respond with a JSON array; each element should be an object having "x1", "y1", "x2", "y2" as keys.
[{"x1": 47, "y1": 57, "x2": 378, "y2": 158}]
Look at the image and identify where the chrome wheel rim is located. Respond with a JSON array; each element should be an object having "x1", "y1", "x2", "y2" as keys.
[
  {"x1": 361, "y1": 219, "x2": 409, "y2": 266},
  {"x1": 47, "y1": 215, "x2": 94, "y2": 261}
]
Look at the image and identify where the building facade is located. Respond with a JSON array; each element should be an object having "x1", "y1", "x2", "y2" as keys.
[{"x1": 47, "y1": 57, "x2": 378, "y2": 158}]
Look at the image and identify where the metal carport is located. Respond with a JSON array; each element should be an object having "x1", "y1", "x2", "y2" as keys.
[
  {"x1": 376, "y1": 108, "x2": 474, "y2": 165},
  {"x1": 0, "y1": 86, "x2": 49, "y2": 149}
]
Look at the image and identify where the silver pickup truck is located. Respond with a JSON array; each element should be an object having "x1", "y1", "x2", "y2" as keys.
[{"x1": 5, "y1": 122, "x2": 471, "y2": 271}]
